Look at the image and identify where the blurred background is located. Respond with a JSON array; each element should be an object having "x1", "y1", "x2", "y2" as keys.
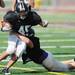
[
  {"x1": 0, "y1": 0, "x2": 75, "y2": 24},
  {"x1": 0, "y1": 0, "x2": 75, "y2": 75}
]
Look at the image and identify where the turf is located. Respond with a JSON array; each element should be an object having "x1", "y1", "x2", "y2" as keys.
[
  {"x1": 0, "y1": 24, "x2": 75, "y2": 75},
  {"x1": 0, "y1": 2, "x2": 75, "y2": 74}
]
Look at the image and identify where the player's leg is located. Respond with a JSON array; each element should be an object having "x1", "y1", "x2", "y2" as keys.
[
  {"x1": 42, "y1": 51, "x2": 70, "y2": 72},
  {"x1": 12, "y1": 0, "x2": 16, "y2": 11},
  {"x1": 25, "y1": 37, "x2": 69, "y2": 71},
  {"x1": 42, "y1": 51, "x2": 75, "y2": 71},
  {"x1": 15, "y1": 39, "x2": 27, "y2": 58},
  {"x1": 0, "y1": 0, "x2": 5, "y2": 8},
  {"x1": 20, "y1": 36, "x2": 71, "y2": 72},
  {"x1": 61, "y1": 59, "x2": 75, "y2": 70},
  {"x1": 4, "y1": 34, "x2": 34, "y2": 69},
  {"x1": 16, "y1": 40, "x2": 31, "y2": 64},
  {"x1": 6, "y1": 39, "x2": 27, "y2": 67},
  {"x1": 22, "y1": 36, "x2": 40, "y2": 64},
  {"x1": 0, "y1": 34, "x2": 18, "y2": 61},
  {"x1": 0, "y1": 51, "x2": 9, "y2": 61},
  {"x1": 1, "y1": 34, "x2": 19, "y2": 74},
  {"x1": 62, "y1": 59, "x2": 75, "y2": 64},
  {"x1": 2, "y1": 54, "x2": 16, "y2": 75},
  {"x1": 2, "y1": 38, "x2": 27, "y2": 75}
]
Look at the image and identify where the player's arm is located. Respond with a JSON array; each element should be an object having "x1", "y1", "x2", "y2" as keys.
[
  {"x1": 39, "y1": 20, "x2": 49, "y2": 27},
  {"x1": 16, "y1": 33, "x2": 34, "y2": 48},
  {"x1": 32, "y1": 11, "x2": 48, "y2": 27},
  {"x1": 1, "y1": 21, "x2": 34, "y2": 48},
  {"x1": 12, "y1": 0, "x2": 16, "y2": 11},
  {"x1": 0, "y1": 0, "x2": 5, "y2": 8},
  {"x1": 29, "y1": 0, "x2": 34, "y2": 8}
]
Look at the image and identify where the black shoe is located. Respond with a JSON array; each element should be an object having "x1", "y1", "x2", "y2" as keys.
[
  {"x1": 23, "y1": 58, "x2": 32, "y2": 64},
  {"x1": 22, "y1": 53, "x2": 32, "y2": 64},
  {"x1": 2, "y1": 67, "x2": 10, "y2": 75}
]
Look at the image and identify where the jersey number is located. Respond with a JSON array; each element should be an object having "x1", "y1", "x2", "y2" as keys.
[{"x1": 18, "y1": 25, "x2": 29, "y2": 36}]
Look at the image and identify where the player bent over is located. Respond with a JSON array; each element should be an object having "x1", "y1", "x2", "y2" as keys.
[
  {"x1": 1, "y1": 11, "x2": 75, "y2": 75},
  {"x1": 0, "y1": 12, "x2": 33, "y2": 75},
  {"x1": 21, "y1": 35, "x2": 75, "y2": 72}
]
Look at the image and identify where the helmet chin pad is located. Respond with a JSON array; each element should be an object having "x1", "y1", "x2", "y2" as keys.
[{"x1": 20, "y1": 16, "x2": 26, "y2": 20}]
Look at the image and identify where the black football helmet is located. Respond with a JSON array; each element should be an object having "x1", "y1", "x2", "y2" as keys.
[{"x1": 15, "y1": 0, "x2": 31, "y2": 14}]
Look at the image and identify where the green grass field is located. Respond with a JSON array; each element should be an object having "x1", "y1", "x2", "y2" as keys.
[
  {"x1": 0, "y1": 24, "x2": 75, "y2": 75},
  {"x1": 1, "y1": 2, "x2": 75, "y2": 74}
]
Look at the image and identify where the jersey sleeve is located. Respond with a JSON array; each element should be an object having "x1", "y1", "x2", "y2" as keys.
[{"x1": 30, "y1": 11, "x2": 42, "y2": 26}]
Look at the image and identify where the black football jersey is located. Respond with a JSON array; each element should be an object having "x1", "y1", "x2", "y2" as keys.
[{"x1": 11, "y1": 11, "x2": 41, "y2": 37}]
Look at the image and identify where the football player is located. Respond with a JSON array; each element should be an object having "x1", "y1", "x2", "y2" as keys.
[
  {"x1": 12, "y1": 0, "x2": 34, "y2": 11},
  {"x1": 1, "y1": 2, "x2": 48, "y2": 73},
  {"x1": 1, "y1": 10, "x2": 75, "y2": 75},
  {"x1": 12, "y1": 1, "x2": 75, "y2": 72},
  {"x1": 0, "y1": 10, "x2": 34, "y2": 75},
  {"x1": 1, "y1": 3, "x2": 75, "y2": 75},
  {"x1": 12, "y1": 0, "x2": 48, "y2": 28},
  {"x1": 0, "y1": 0, "x2": 5, "y2": 8}
]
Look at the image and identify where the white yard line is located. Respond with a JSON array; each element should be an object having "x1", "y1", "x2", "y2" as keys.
[
  {"x1": 0, "y1": 64, "x2": 70, "y2": 75},
  {"x1": 40, "y1": 39, "x2": 75, "y2": 42},
  {"x1": 1, "y1": 45, "x2": 75, "y2": 49},
  {"x1": 0, "y1": 54, "x2": 75, "y2": 62},
  {"x1": 55, "y1": 54, "x2": 75, "y2": 57},
  {"x1": 41, "y1": 46, "x2": 57, "y2": 48},
  {"x1": 41, "y1": 46, "x2": 75, "y2": 48},
  {"x1": 48, "y1": 72, "x2": 69, "y2": 75},
  {"x1": 0, "y1": 64, "x2": 36, "y2": 71},
  {"x1": 1, "y1": 39, "x2": 75, "y2": 43}
]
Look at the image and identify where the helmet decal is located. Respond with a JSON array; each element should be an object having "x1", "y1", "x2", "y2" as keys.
[{"x1": 16, "y1": 0, "x2": 30, "y2": 13}]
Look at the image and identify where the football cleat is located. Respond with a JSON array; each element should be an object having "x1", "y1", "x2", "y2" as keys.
[
  {"x1": 2, "y1": 67, "x2": 10, "y2": 75},
  {"x1": 22, "y1": 53, "x2": 32, "y2": 64}
]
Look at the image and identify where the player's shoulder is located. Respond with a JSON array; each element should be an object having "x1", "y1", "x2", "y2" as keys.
[
  {"x1": 4, "y1": 11, "x2": 19, "y2": 22},
  {"x1": 5, "y1": 11, "x2": 18, "y2": 17},
  {"x1": 27, "y1": 10, "x2": 38, "y2": 19}
]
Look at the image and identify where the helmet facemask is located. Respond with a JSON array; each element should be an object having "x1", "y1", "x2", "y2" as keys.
[{"x1": 16, "y1": 1, "x2": 30, "y2": 19}]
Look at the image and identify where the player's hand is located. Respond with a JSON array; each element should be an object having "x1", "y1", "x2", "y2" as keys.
[{"x1": 41, "y1": 20, "x2": 48, "y2": 27}]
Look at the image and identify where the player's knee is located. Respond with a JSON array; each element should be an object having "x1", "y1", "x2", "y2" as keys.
[{"x1": 11, "y1": 54, "x2": 18, "y2": 61}]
